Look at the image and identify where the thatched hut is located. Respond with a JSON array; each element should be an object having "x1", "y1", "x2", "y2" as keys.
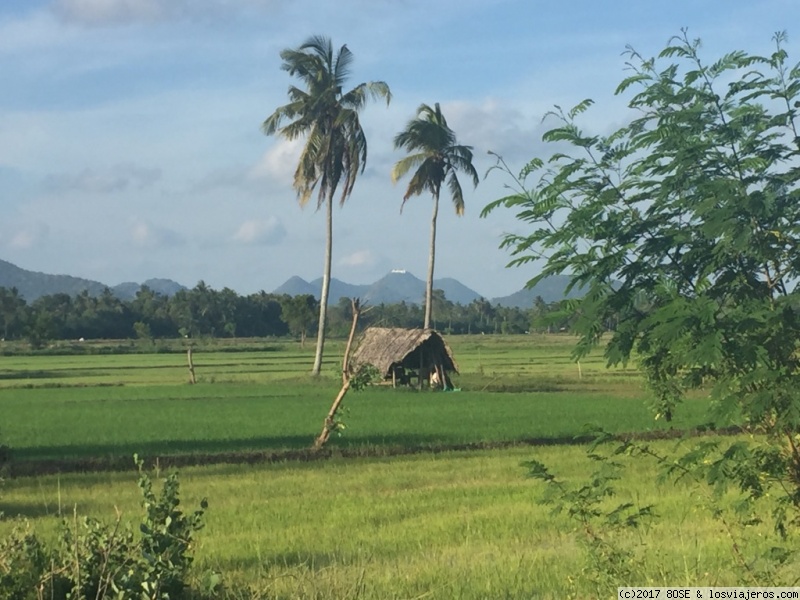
[{"x1": 350, "y1": 327, "x2": 458, "y2": 389}]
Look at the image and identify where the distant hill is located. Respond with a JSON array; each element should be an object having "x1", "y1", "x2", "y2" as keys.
[
  {"x1": 274, "y1": 276, "x2": 370, "y2": 302},
  {"x1": 273, "y1": 270, "x2": 484, "y2": 306},
  {"x1": 491, "y1": 275, "x2": 584, "y2": 307},
  {"x1": 112, "y1": 278, "x2": 187, "y2": 300},
  {"x1": 0, "y1": 258, "x2": 108, "y2": 301},
  {"x1": 0, "y1": 259, "x2": 185, "y2": 302},
  {"x1": 273, "y1": 275, "x2": 318, "y2": 297},
  {"x1": 311, "y1": 278, "x2": 370, "y2": 304},
  {"x1": 434, "y1": 277, "x2": 482, "y2": 305},
  {"x1": 364, "y1": 271, "x2": 425, "y2": 305},
  {"x1": 2, "y1": 258, "x2": 584, "y2": 308}
]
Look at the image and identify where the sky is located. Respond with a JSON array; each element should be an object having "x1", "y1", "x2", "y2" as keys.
[{"x1": 1, "y1": 0, "x2": 798, "y2": 299}]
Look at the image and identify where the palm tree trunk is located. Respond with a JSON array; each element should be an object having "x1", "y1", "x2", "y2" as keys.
[
  {"x1": 311, "y1": 192, "x2": 333, "y2": 375},
  {"x1": 424, "y1": 191, "x2": 439, "y2": 330}
]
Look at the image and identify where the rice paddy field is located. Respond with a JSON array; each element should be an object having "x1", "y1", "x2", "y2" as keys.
[{"x1": 0, "y1": 334, "x2": 794, "y2": 598}]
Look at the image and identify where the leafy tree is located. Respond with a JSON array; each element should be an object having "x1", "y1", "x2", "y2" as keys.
[
  {"x1": 279, "y1": 293, "x2": 319, "y2": 347},
  {"x1": 392, "y1": 103, "x2": 479, "y2": 330},
  {"x1": 239, "y1": 291, "x2": 287, "y2": 337},
  {"x1": 130, "y1": 285, "x2": 174, "y2": 338},
  {"x1": 217, "y1": 287, "x2": 241, "y2": 337},
  {"x1": 468, "y1": 297, "x2": 495, "y2": 333},
  {"x1": 426, "y1": 288, "x2": 452, "y2": 331},
  {"x1": 0, "y1": 287, "x2": 26, "y2": 340},
  {"x1": 29, "y1": 293, "x2": 72, "y2": 342},
  {"x1": 484, "y1": 31, "x2": 800, "y2": 530},
  {"x1": 263, "y1": 35, "x2": 391, "y2": 375}
]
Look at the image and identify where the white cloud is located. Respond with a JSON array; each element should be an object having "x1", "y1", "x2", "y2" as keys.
[
  {"x1": 130, "y1": 219, "x2": 183, "y2": 248},
  {"x1": 249, "y1": 138, "x2": 303, "y2": 187},
  {"x1": 52, "y1": 0, "x2": 285, "y2": 26},
  {"x1": 7, "y1": 222, "x2": 50, "y2": 250},
  {"x1": 442, "y1": 99, "x2": 554, "y2": 164},
  {"x1": 337, "y1": 249, "x2": 380, "y2": 269},
  {"x1": 232, "y1": 217, "x2": 286, "y2": 245},
  {"x1": 53, "y1": 0, "x2": 169, "y2": 25},
  {"x1": 44, "y1": 164, "x2": 162, "y2": 194}
]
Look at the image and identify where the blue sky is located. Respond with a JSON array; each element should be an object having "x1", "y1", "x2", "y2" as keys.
[{"x1": 1, "y1": 0, "x2": 798, "y2": 298}]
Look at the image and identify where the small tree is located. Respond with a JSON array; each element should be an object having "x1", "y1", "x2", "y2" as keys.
[
  {"x1": 484, "y1": 31, "x2": 800, "y2": 532},
  {"x1": 279, "y1": 294, "x2": 319, "y2": 348}
]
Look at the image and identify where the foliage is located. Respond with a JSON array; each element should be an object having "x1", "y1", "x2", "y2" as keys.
[
  {"x1": 0, "y1": 457, "x2": 211, "y2": 599},
  {"x1": 0, "y1": 522, "x2": 57, "y2": 600},
  {"x1": 0, "y1": 287, "x2": 26, "y2": 340},
  {"x1": 526, "y1": 429, "x2": 800, "y2": 594},
  {"x1": 279, "y1": 294, "x2": 319, "y2": 347},
  {"x1": 604, "y1": 431, "x2": 798, "y2": 585},
  {"x1": 392, "y1": 103, "x2": 479, "y2": 329},
  {"x1": 262, "y1": 35, "x2": 391, "y2": 211},
  {"x1": 134, "y1": 454, "x2": 209, "y2": 597},
  {"x1": 263, "y1": 35, "x2": 391, "y2": 375},
  {"x1": 525, "y1": 448, "x2": 655, "y2": 595},
  {"x1": 484, "y1": 31, "x2": 800, "y2": 529},
  {"x1": 348, "y1": 363, "x2": 381, "y2": 392},
  {"x1": 0, "y1": 283, "x2": 572, "y2": 347}
]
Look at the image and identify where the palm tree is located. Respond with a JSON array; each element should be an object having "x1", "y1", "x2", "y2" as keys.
[
  {"x1": 263, "y1": 36, "x2": 391, "y2": 375},
  {"x1": 391, "y1": 103, "x2": 479, "y2": 330}
]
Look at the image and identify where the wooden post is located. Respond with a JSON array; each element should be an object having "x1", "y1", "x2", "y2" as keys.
[
  {"x1": 418, "y1": 348, "x2": 424, "y2": 390},
  {"x1": 392, "y1": 366, "x2": 397, "y2": 388},
  {"x1": 312, "y1": 298, "x2": 362, "y2": 451},
  {"x1": 187, "y1": 347, "x2": 196, "y2": 384},
  {"x1": 436, "y1": 363, "x2": 446, "y2": 390}
]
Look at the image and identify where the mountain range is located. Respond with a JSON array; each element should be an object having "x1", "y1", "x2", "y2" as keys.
[
  {"x1": 273, "y1": 270, "x2": 581, "y2": 308},
  {"x1": 0, "y1": 259, "x2": 185, "y2": 301},
  {"x1": 273, "y1": 270, "x2": 486, "y2": 306},
  {"x1": 0, "y1": 258, "x2": 581, "y2": 308}
]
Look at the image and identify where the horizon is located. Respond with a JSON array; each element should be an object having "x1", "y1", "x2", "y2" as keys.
[{"x1": 2, "y1": 256, "x2": 534, "y2": 300}]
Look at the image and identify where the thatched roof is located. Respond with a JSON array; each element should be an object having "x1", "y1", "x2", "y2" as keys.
[{"x1": 350, "y1": 327, "x2": 459, "y2": 377}]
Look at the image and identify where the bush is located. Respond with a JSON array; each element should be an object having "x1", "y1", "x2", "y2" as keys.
[{"x1": 0, "y1": 456, "x2": 215, "y2": 599}]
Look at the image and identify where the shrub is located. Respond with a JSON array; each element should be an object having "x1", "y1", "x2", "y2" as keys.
[{"x1": 0, "y1": 456, "x2": 213, "y2": 599}]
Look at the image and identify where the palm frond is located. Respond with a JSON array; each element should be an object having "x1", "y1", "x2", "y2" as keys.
[
  {"x1": 392, "y1": 101, "x2": 477, "y2": 211},
  {"x1": 333, "y1": 43, "x2": 354, "y2": 87},
  {"x1": 391, "y1": 153, "x2": 429, "y2": 184},
  {"x1": 264, "y1": 35, "x2": 390, "y2": 214},
  {"x1": 448, "y1": 147, "x2": 480, "y2": 188},
  {"x1": 342, "y1": 81, "x2": 392, "y2": 110},
  {"x1": 446, "y1": 170, "x2": 465, "y2": 215},
  {"x1": 402, "y1": 160, "x2": 441, "y2": 208}
]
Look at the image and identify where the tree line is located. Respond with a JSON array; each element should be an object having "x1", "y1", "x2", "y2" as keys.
[{"x1": 0, "y1": 283, "x2": 578, "y2": 345}]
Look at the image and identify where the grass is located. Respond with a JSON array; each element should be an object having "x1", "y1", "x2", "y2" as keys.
[
  {"x1": 2, "y1": 443, "x2": 793, "y2": 598},
  {"x1": 3, "y1": 384, "x2": 710, "y2": 461},
  {"x1": 1, "y1": 333, "x2": 778, "y2": 598},
  {"x1": 0, "y1": 335, "x2": 715, "y2": 463}
]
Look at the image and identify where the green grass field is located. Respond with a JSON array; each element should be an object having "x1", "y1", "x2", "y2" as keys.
[
  {"x1": 2, "y1": 444, "x2": 789, "y2": 598},
  {"x1": 0, "y1": 335, "x2": 713, "y2": 463},
  {"x1": 2, "y1": 334, "x2": 787, "y2": 598}
]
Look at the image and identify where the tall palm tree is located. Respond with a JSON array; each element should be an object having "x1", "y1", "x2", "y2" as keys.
[
  {"x1": 263, "y1": 36, "x2": 390, "y2": 375},
  {"x1": 391, "y1": 103, "x2": 479, "y2": 330}
]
